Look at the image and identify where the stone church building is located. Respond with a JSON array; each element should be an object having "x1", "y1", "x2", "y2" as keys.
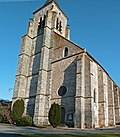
[{"x1": 13, "y1": 0, "x2": 120, "y2": 128}]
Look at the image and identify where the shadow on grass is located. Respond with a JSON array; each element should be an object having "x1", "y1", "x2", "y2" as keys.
[
  {"x1": 17, "y1": 134, "x2": 120, "y2": 137},
  {"x1": 0, "y1": 133, "x2": 17, "y2": 137},
  {"x1": 0, "y1": 133, "x2": 120, "y2": 137}
]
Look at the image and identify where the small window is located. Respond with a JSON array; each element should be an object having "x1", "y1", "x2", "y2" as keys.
[
  {"x1": 64, "y1": 47, "x2": 68, "y2": 57},
  {"x1": 37, "y1": 17, "x2": 42, "y2": 34},
  {"x1": 56, "y1": 18, "x2": 62, "y2": 33},
  {"x1": 56, "y1": 17, "x2": 59, "y2": 30},
  {"x1": 59, "y1": 21, "x2": 62, "y2": 32},
  {"x1": 94, "y1": 89, "x2": 96, "y2": 103},
  {"x1": 43, "y1": 15, "x2": 46, "y2": 26},
  {"x1": 58, "y1": 86, "x2": 67, "y2": 96}
]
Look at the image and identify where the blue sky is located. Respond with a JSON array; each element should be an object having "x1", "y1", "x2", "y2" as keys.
[{"x1": 0, "y1": 0, "x2": 120, "y2": 100}]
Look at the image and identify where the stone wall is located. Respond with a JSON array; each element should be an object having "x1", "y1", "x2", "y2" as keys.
[
  {"x1": 51, "y1": 32, "x2": 83, "y2": 126},
  {"x1": 83, "y1": 53, "x2": 120, "y2": 128}
]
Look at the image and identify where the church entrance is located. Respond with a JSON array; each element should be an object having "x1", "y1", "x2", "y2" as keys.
[{"x1": 61, "y1": 107, "x2": 65, "y2": 124}]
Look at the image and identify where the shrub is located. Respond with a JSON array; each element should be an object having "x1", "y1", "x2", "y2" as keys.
[
  {"x1": 0, "y1": 102, "x2": 12, "y2": 124},
  {"x1": 16, "y1": 115, "x2": 32, "y2": 126},
  {"x1": 11, "y1": 99, "x2": 24, "y2": 122},
  {"x1": 48, "y1": 102, "x2": 61, "y2": 128},
  {"x1": 0, "y1": 114, "x2": 4, "y2": 123}
]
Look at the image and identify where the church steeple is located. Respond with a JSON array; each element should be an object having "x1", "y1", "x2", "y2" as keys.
[{"x1": 33, "y1": 0, "x2": 70, "y2": 39}]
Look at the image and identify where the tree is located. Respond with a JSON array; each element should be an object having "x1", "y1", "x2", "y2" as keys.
[
  {"x1": 0, "y1": 100, "x2": 13, "y2": 124},
  {"x1": 0, "y1": 114, "x2": 4, "y2": 123},
  {"x1": 48, "y1": 102, "x2": 61, "y2": 128},
  {"x1": 11, "y1": 99, "x2": 24, "y2": 122}
]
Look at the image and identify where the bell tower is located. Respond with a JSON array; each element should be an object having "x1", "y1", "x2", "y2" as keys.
[
  {"x1": 32, "y1": 0, "x2": 70, "y2": 125},
  {"x1": 13, "y1": 0, "x2": 70, "y2": 126},
  {"x1": 33, "y1": 0, "x2": 70, "y2": 39}
]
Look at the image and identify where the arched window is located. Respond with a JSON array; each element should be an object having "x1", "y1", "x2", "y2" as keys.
[
  {"x1": 94, "y1": 89, "x2": 96, "y2": 103},
  {"x1": 43, "y1": 15, "x2": 46, "y2": 26},
  {"x1": 56, "y1": 17, "x2": 62, "y2": 33},
  {"x1": 64, "y1": 47, "x2": 68, "y2": 57},
  {"x1": 37, "y1": 17, "x2": 42, "y2": 34}
]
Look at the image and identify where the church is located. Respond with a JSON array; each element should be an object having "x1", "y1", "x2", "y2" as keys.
[{"x1": 13, "y1": 0, "x2": 120, "y2": 128}]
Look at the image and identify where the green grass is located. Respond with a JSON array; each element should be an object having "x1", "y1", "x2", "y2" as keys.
[
  {"x1": 0, "y1": 123, "x2": 14, "y2": 126},
  {"x1": 17, "y1": 134, "x2": 120, "y2": 137}
]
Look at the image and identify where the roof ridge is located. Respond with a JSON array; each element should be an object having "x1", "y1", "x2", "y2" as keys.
[{"x1": 44, "y1": 0, "x2": 59, "y2": 6}]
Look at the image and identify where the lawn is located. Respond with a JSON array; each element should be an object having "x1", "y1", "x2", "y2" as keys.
[
  {"x1": 18, "y1": 134, "x2": 120, "y2": 137},
  {"x1": 0, "y1": 123, "x2": 13, "y2": 126}
]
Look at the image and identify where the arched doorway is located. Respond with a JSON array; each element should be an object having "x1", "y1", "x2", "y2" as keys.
[{"x1": 61, "y1": 107, "x2": 65, "y2": 124}]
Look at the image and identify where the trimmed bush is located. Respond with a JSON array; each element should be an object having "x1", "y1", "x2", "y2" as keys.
[
  {"x1": 11, "y1": 99, "x2": 24, "y2": 122},
  {"x1": 0, "y1": 114, "x2": 4, "y2": 123},
  {"x1": 16, "y1": 115, "x2": 32, "y2": 126},
  {"x1": 48, "y1": 102, "x2": 61, "y2": 128}
]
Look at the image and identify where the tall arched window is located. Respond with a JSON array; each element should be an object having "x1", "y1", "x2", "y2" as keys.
[
  {"x1": 43, "y1": 15, "x2": 46, "y2": 26},
  {"x1": 56, "y1": 17, "x2": 62, "y2": 33},
  {"x1": 64, "y1": 47, "x2": 68, "y2": 57},
  {"x1": 37, "y1": 17, "x2": 42, "y2": 35}
]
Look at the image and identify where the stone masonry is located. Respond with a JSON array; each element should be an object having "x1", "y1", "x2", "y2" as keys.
[{"x1": 13, "y1": 0, "x2": 120, "y2": 128}]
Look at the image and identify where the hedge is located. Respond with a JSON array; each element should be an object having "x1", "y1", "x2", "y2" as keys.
[
  {"x1": 48, "y1": 102, "x2": 61, "y2": 128},
  {"x1": 16, "y1": 115, "x2": 32, "y2": 126}
]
